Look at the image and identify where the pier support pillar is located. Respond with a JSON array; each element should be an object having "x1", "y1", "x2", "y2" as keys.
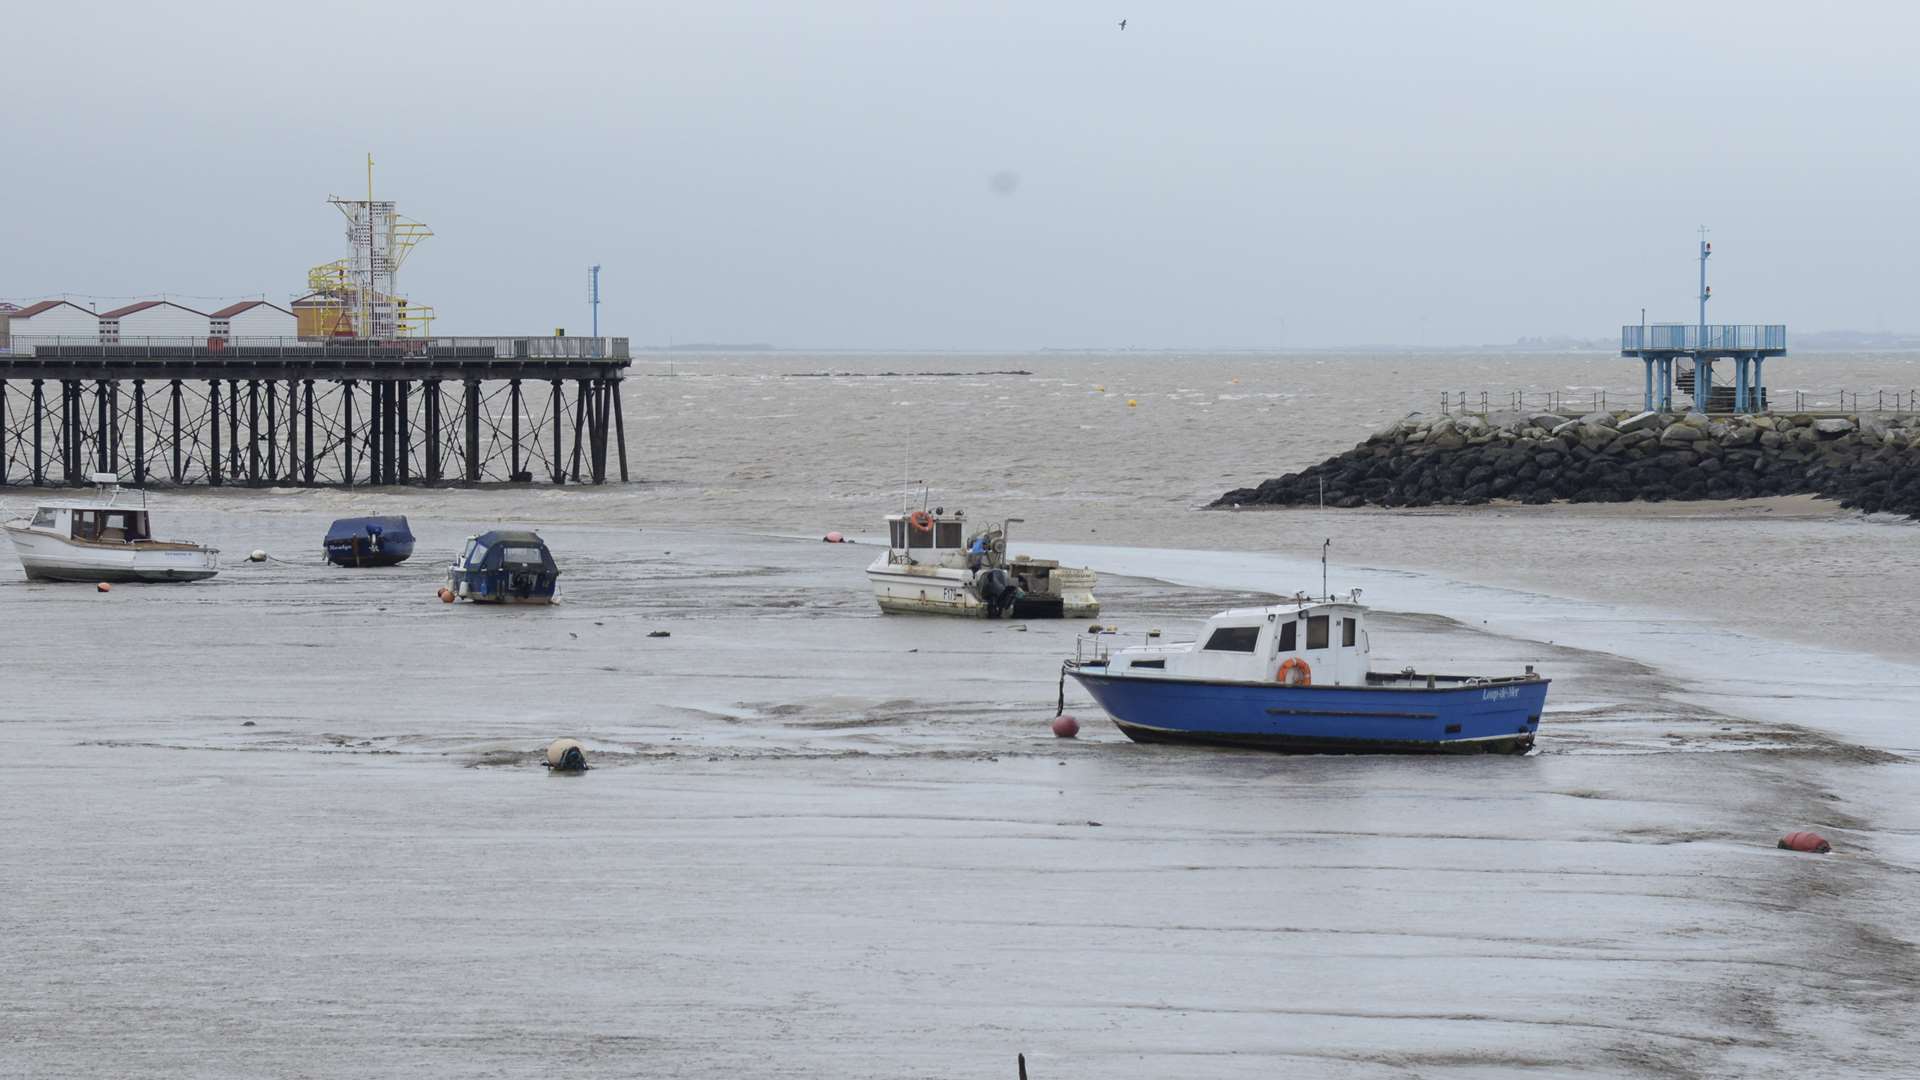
[
  {"x1": 247, "y1": 379, "x2": 261, "y2": 483},
  {"x1": 549, "y1": 380, "x2": 563, "y2": 484},
  {"x1": 133, "y1": 380, "x2": 146, "y2": 486},
  {"x1": 208, "y1": 380, "x2": 223, "y2": 487},
  {"x1": 569, "y1": 378, "x2": 587, "y2": 482},
  {"x1": 227, "y1": 380, "x2": 241, "y2": 482},
  {"x1": 611, "y1": 378, "x2": 628, "y2": 482},
  {"x1": 1753, "y1": 358, "x2": 1766, "y2": 413},
  {"x1": 302, "y1": 380, "x2": 315, "y2": 485},
  {"x1": 395, "y1": 380, "x2": 410, "y2": 485},
  {"x1": 95, "y1": 380, "x2": 109, "y2": 474},
  {"x1": 169, "y1": 380, "x2": 183, "y2": 484},
  {"x1": 31, "y1": 380, "x2": 44, "y2": 485},
  {"x1": 464, "y1": 379, "x2": 481, "y2": 483},
  {"x1": 509, "y1": 379, "x2": 522, "y2": 481},
  {"x1": 341, "y1": 380, "x2": 355, "y2": 487},
  {"x1": 424, "y1": 380, "x2": 441, "y2": 483},
  {"x1": 1692, "y1": 357, "x2": 1711, "y2": 412}
]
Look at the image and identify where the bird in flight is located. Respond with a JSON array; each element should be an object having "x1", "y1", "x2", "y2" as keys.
[{"x1": 1118, "y1": 19, "x2": 1127, "y2": 30}]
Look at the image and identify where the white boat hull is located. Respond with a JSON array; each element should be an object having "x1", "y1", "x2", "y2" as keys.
[
  {"x1": 4, "y1": 525, "x2": 220, "y2": 583},
  {"x1": 866, "y1": 559, "x2": 1098, "y2": 618}
]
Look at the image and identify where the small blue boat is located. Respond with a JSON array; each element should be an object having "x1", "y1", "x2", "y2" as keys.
[
  {"x1": 323, "y1": 516, "x2": 415, "y2": 568},
  {"x1": 1064, "y1": 592, "x2": 1548, "y2": 754},
  {"x1": 447, "y1": 529, "x2": 560, "y2": 604}
]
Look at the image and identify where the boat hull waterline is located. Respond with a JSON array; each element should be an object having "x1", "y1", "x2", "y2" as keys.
[
  {"x1": 4, "y1": 526, "x2": 219, "y2": 583},
  {"x1": 1068, "y1": 668, "x2": 1549, "y2": 754}
]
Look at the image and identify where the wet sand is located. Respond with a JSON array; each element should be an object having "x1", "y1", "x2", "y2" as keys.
[
  {"x1": 4, "y1": 351, "x2": 1918, "y2": 1077},
  {"x1": 3, "y1": 521, "x2": 1917, "y2": 1078}
]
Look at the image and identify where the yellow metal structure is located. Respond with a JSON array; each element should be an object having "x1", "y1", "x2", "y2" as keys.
[{"x1": 300, "y1": 155, "x2": 435, "y2": 340}]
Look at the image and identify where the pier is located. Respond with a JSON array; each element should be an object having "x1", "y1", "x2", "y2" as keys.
[
  {"x1": 0, "y1": 336, "x2": 630, "y2": 487},
  {"x1": 1622, "y1": 323, "x2": 1786, "y2": 414}
]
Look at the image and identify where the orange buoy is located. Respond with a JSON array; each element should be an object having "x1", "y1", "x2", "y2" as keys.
[
  {"x1": 1778, "y1": 831, "x2": 1832, "y2": 854},
  {"x1": 907, "y1": 510, "x2": 934, "y2": 533},
  {"x1": 1051, "y1": 715, "x2": 1080, "y2": 738},
  {"x1": 96, "y1": 582, "x2": 112, "y2": 593},
  {"x1": 1277, "y1": 657, "x2": 1312, "y2": 687},
  {"x1": 823, "y1": 531, "x2": 845, "y2": 543},
  {"x1": 437, "y1": 586, "x2": 455, "y2": 603}
]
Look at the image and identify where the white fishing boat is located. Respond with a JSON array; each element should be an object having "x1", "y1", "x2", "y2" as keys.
[
  {"x1": 2, "y1": 473, "x2": 220, "y2": 583},
  {"x1": 866, "y1": 506, "x2": 1097, "y2": 618}
]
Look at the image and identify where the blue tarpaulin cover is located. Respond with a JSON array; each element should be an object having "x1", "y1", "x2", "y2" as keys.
[{"x1": 325, "y1": 516, "x2": 415, "y2": 545}]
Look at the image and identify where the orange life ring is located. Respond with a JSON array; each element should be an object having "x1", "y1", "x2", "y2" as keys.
[
  {"x1": 907, "y1": 510, "x2": 935, "y2": 533},
  {"x1": 1277, "y1": 657, "x2": 1312, "y2": 687}
]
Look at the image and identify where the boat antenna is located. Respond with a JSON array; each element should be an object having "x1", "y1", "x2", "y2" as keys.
[{"x1": 1322, "y1": 538, "x2": 1330, "y2": 600}]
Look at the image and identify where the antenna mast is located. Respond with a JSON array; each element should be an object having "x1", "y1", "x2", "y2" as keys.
[
  {"x1": 589, "y1": 264, "x2": 602, "y2": 338},
  {"x1": 1322, "y1": 538, "x2": 1330, "y2": 600}
]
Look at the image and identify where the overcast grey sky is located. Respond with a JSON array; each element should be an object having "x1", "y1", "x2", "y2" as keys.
[{"x1": 4, "y1": 1, "x2": 1916, "y2": 348}]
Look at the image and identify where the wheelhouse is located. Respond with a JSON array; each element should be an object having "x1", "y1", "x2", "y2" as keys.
[{"x1": 1103, "y1": 594, "x2": 1374, "y2": 686}]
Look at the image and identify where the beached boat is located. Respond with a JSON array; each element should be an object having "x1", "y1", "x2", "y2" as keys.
[
  {"x1": 447, "y1": 529, "x2": 560, "y2": 604},
  {"x1": 324, "y1": 515, "x2": 415, "y2": 567},
  {"x1": 866, "y1": 507, "x2": 1097, "y2": 618},
  {"x1": 2, "y1": 473, "x2": 219, "y2": 583},
  {"x1": 1064, "y1": 591, "x2": 1547, "y2": 753}
]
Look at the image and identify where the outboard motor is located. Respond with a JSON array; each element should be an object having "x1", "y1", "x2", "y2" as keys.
[{"x1": 975, "y1": 568, "x2": 1023, "y2": 618}]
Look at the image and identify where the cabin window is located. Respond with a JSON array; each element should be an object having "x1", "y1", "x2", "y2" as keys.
[
  {"x1": 499, "y1": 545, "x2": 546, "y2": 569},
  {"x1": 907, "y1": 523, "x2": 933, "y2": 549},
  {"x1": 936, "y1": 521, "x2": 962, "y2": 549},
  {"x1": 31, "y1": 508, "x2": 54, "y2": 528},
  {"x1": 465, "y1": 540, "x2": 489, "y2": 567},
  {"x1": 889, "y1": 520, "x2": 907, "y2": 548},
  {"x1": 1306, "y1": 615, "x2": 1329, "y2": 649},
  {"x1": 1203, "y1": 625, "x2": 1261, "y2": 653},
  {"x1": 1342, "y1": 617, "x2": 1356, "y2": 647},
  {"x1": 1277, "y1": 621, "x2": 1296, "y2": 652},
  {"x1": 71, "y1": 512, "x2": 100, "y2": 541}
]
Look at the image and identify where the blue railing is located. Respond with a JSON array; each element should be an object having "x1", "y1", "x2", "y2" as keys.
[{"x1": 1621, "y1": 324, "x2": 1787, "y2": 353}]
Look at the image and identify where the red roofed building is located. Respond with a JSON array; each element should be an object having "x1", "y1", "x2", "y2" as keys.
[
  {"x1": 209, "y1": 300, "x2": 297, "y2": 339},
  {"x1": 6, "y1": 299, "x2": 100, "y2": 342},
  {"x1": 99, "y1": 300, "x2": 209, "y2": 342}
]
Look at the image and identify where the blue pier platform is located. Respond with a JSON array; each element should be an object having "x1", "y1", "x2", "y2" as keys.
[{"x1": 1622, "y1": 323, "x2": 1786, "y2": 414}]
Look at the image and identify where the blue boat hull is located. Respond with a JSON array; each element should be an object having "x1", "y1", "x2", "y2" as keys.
[
  {"x1": 324, "y1": 538, "x2": 415, "y2": 568},
  {"x1": 1069, "y1": 668, "x2": 1548, "y2": 754}
]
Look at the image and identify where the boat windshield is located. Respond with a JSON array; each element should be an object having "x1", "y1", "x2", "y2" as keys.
[
  {"x1": 31, "y1": 508, "x2": 55, "y2": 528},
  {"x1": 465, "y1": 539, "x2": 488, "y2": 566}
]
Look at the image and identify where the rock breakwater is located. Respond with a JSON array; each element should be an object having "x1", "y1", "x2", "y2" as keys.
[{"x1": 1215, "y1": 410, "x2": 1920, "y2": 518}]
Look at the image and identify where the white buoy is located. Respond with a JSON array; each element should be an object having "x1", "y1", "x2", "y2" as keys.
[
  {"x1": 545, "y1": 738, "x2": 588, "y2": 773},
  {"x1": 247, "y1": 550, "x2": 268, "y2": 563}
]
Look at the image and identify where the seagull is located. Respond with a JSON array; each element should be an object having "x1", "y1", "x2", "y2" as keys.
[{"x1": 1118, "y1": 19, "x2": 1127, "y2": 30}]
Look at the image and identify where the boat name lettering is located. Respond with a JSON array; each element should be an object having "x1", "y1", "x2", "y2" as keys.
[{"x1": 1481, "y1": 686, "x2": 1521, "y2": 702}]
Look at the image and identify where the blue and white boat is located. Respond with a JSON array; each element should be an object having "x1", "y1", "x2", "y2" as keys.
[
  {"x1": 323, "y1": 516, "x2": 415, "y2": 568},
  {"x1": 447, "y1": 529, "x2": 561, "y2": 604},
  {"x1": 1063, "y1": 592, "x2": 1548, "y2": 754}
]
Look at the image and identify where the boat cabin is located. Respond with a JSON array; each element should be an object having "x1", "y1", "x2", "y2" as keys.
[
  {"x1": 883, "y1": 507, "x2": 975, "y2": 567},
  {"x1": 448, "y1": 528, "x2": 561, "y2": 603},
  {"x1": 1107, "y1": 593, "x2": 1374, "y2": 686},
  {"x1": 25, "y1": 504, "x2": 155, "y2": 545}
]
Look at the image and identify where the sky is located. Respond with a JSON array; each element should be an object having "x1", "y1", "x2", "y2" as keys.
[{"x1": 4, "y1": 1, "x2": 1917, "y2": 348}]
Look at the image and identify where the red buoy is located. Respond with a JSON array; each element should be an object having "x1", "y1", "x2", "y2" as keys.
[
  {"x1": 823, "y1": 531, "x2": 845, "y2": 543},
  {"x1": 96, "y1": 582, "x2": 112, "y2": 593},
  {"x1": 437, "y1": 587, "x2": 455, "y2": 604},
  {"x1": 1778, "y1": 831, "x2": 1832, "y2": 854},
  {"x1": 1051, "y1": 715, "x2": 1080, "y2": 739}
]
